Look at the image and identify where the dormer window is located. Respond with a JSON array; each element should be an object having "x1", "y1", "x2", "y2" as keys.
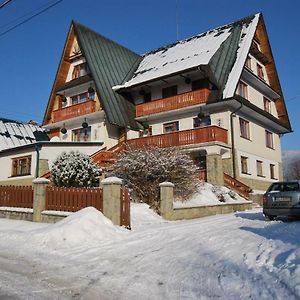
[{"x1": 72, "y1": 63, "x2": 89, "y2": 79}]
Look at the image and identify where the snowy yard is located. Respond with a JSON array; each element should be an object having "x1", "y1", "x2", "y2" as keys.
[{"x1": 0, "y1": 204, "x2": 300, "y2": 299}]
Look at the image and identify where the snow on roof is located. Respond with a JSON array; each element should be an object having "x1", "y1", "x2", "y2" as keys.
[
  {"x1": 223, "y1": 14, "x2": 259, "y2": 98},
  {"x1": 114, "y1": 14, "x2": 260, "y2": 93},
  {"x1": 0, "y1": 118, "x2": 49, "y2": 151}
]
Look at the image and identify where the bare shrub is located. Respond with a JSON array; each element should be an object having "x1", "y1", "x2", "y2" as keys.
[{"x1": 111, "y1": 147, "x2": 198, "y2": 210}]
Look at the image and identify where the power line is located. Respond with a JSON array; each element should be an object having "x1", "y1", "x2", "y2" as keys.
[
  {"x1": 0, "y1": 0, "x2": 59, "y2": 30},
  {"x1": 0, "y1": 0, "x2": 13, "y2": 9},
  {"x1": 0, "y1": 0, "x2": 63, "y2": 38}
]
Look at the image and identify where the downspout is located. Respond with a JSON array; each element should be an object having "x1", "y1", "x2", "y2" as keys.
[
  {"x1": 34, "y1": 143, "x2": 41, "y2": 178},
  {"x1": 230, "y1": 101, "x2": 243, "y2": 179}
]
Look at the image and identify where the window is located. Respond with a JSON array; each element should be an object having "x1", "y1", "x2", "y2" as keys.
[
  {"x1": 72, "y1": 126, "x2": 91, "y2": 142},
  {"x1": 143, "y1": 92, "x2": 151, "y2": 102},
  {"x1": 256, "y1": 160, "x2": 263, "y2": 177},
  {"x1": 163, "y1": 121, "x2": 179, "y2": 133},
  {"x1": 193, "y1": 116, "x2": 211, "y2": 128},
  {"x1": 236, "y1": 81, "x2": 248, "y2": 99},
  {"x1": 239, "y1": 118, "x2": 250, "y2": 140},
  {"x1": 257, "y1": 63, "x2": 264, "y2": 80},
  {"x1": 270, "y1": 164, "x2": 276, "y2": 179},
  {"x1": 263, "y1": 97, "x2": 271, "y2": 113},
  {"x1": 72, "y1": 63, "x2": 89, "y2": 79},
  {"x1": 192, "y1": 79, "x2": 209, "y2": 91},
  {"x1": 245, "y1": 56, "x2": 252, "y2": 69},
  {"x1": 241, "y1": 156, "x2": 248, "y2": 174},
  {"x1": 265, "y1": 130, "x2": 274, "y2": 149},
  {"x1": 12, "y1": 156, "x2": 31, "y2": 177},
  {"x1": 162, "y1": 85, "x2": 177, "y2": 98},
  {"x1": 71, "y1": 91, "x2": 95, "y2": 105}
]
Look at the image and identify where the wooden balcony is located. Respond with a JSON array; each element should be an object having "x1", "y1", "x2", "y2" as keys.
[
  {"x1": 52, "y1": 100, "x2": 96, "y2": 123},
  {"x1": 136, "y1": 89, "x2": 210, "y2": 118},
  {"x1": 127, "y1": 126, "x2": 228, "y2": 149}
]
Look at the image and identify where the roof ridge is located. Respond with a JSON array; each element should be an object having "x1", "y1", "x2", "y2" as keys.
[
  {"x1": 143, "y1": 13, "x2": 260, "y2": 57},
  {"x1": 72, "y1": 20, "x2": 140, "y2": 57}
]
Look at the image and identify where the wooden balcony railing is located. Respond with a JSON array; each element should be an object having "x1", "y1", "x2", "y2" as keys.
[
  {"x1": 52, "y1": 100, "x2": 96, "y2": 123},
  {"x1": 136, "y1": 89, "x2": 210, "y2": 117},
  {"x1": 127, "y1": 126, "x2": 228, "y2": 149}
]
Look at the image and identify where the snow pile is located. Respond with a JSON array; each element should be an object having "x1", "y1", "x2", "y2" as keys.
[
  {"x1": 174, "y1": 182, "x2": 250, "y2": 208},
  {"x1": 130, "y1": 203, "x2": 165, "y2": 229},
  {"x1": 32, "y1": 207, "x2": 127, "y2": 248}
]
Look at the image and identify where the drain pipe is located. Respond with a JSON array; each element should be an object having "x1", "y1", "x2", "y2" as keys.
[
  {"x1": 230, "y1": 101, "x2": 243, "y2": 179},
  {"x1": 34, "y1": 143, "x2": 41, "y2": 178}
]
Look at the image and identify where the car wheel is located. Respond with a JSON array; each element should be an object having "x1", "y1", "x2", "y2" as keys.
[{"x1": 265, "y1": 215, "x2": 276, "y2": 221}]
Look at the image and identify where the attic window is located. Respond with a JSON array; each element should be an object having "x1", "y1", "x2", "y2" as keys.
[
  {"x1": 236, "y1": 81, "x2": 248, "y2": 100},
  {"x1": 72, "y1": 63, "x2": 89, "y2": 79},
  {"x1": 245, "y1": 56, "x2": 252, "y2": 69}
]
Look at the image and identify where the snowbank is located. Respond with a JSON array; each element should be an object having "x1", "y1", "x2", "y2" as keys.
[
  {"x1": 130, "y1": 203, "x2": 165, "y2": 229},
  {"x1": 32, "y1": 207, "x2": 127, "y2": 248},
  {"x1": 174, "y1": 182, "x2": 250, "y2": 208}
]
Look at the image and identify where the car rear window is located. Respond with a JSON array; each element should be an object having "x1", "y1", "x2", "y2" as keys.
[{"x1": 268, "y1": 182, "x2": 300, "y2": 192}]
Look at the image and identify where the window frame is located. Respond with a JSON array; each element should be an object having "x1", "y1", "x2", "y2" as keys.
[
  {"x1": 72, "y1": 126, "x2": 92, "y2": 142},
  {"x1": 263, "y1": 97, "x2": 271, "y2": 113},
  {"x1": 236, "y1": 81, "x2": 248, "y2": 100},
  {"x1": 245, "y1": 56, "x2": 252, "y2": 69},
  {"x1": 241, "y1": 156, "x2": 249, "y2": 175},
  {"x1": 11, "y1": 155, "x2": 32, "y2": 177},
  {"x1": 163, "y1": 121, "x2": 179, "y2": 133},
  {"x1": 257, "y1": 63, "x2": 265, "y2": 80},
  {"x1": 265, "y1": 130, "x2": 274, "y2": 149},
  {"x1": 72, "y1": 62, "x2": 89, "y2": 79},
  {"x1": 239, "y1": 118, "x2": 250, "y2": 140},
  {"x1": 270, "y1": 164, "x2": 276, "y2": 179},
  {"x1": 256, "y1": 160, "x2": 264, "y2": 177}
]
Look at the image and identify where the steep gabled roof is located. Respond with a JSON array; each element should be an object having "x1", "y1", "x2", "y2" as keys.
[
  {"x1": 43, "y1": 21, "x2": 142, "y2": 130},
  {"x1": 73, "y1": 22, "x2": 142, "y2": 129},
  {"x1": 0, "y1": 118, "x2": 49, "y2": 151}
]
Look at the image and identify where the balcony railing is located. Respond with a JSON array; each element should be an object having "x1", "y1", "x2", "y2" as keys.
[
  {"x1": 127, "y1": 126, "x2": 228, "y2": 149},
  {"x1": 52, "y1": 100, "x2": 96, "y2": 123},
  {"x1": 136, "y1": 89, "x2": 210, "y2": 118}
]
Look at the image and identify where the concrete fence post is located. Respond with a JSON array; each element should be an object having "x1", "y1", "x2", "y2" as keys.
[
  {"x1": 33, "y1": 178, "x2": 50, "y2": 222},
  {"x1": 159, "y1": 182, "x2": 174, "y2": 220},
  {"x1": 102, "y1": 177, "x2": 122, "y2": 226}
]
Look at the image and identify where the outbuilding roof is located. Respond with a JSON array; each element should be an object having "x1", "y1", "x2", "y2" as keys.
[{"x1": 0, "y1": 118, "x2": 49, "y2": 151}]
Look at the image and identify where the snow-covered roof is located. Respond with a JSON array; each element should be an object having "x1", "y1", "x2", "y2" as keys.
[
  {"x1": 114, "y1": 13, "x2": 260, "y2": 99},
  {"x1": 0, "y1": 118, "x2": 49, "y2": 152}
]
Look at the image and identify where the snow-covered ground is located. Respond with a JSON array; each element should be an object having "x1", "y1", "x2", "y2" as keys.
[
  {"x1": 174, "y1": 182, "x2": 250, "y2": 208},
  {"x1": 0, "y1": 205, "x2": 300, "y2": 299}
]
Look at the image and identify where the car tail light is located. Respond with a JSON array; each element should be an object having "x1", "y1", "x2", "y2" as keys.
[{"x1": 263, "y1": 194, "x2": 268, "y2": 205}]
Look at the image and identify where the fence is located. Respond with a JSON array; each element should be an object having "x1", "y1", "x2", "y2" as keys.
[
  {"x1": 0, "y1": 185, "x2": 33, "y2": 208},
  {"x1": 45, "y1": 186, "x2": 103, "y2": 212},
  {"x1": 0, "y1": 178, "x2": 131, "y2": 228}
]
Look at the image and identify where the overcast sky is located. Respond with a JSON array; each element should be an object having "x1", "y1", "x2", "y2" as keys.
[{"x1": 0, "y1": 0, "x2": 299, "y2": 150}]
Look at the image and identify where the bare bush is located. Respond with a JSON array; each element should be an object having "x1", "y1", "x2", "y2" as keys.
[{"x1": 111, "y1": 147, "x2": 198, "y2": 210}]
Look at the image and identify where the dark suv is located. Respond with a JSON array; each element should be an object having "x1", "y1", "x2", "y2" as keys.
[{"x1": 263, "y1": 181, "x2": 300, "y2": 220}]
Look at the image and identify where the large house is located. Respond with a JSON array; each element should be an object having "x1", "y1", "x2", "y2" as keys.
[{"x1": 6, "y1": 13, "x2": 292, "y2": 193}]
